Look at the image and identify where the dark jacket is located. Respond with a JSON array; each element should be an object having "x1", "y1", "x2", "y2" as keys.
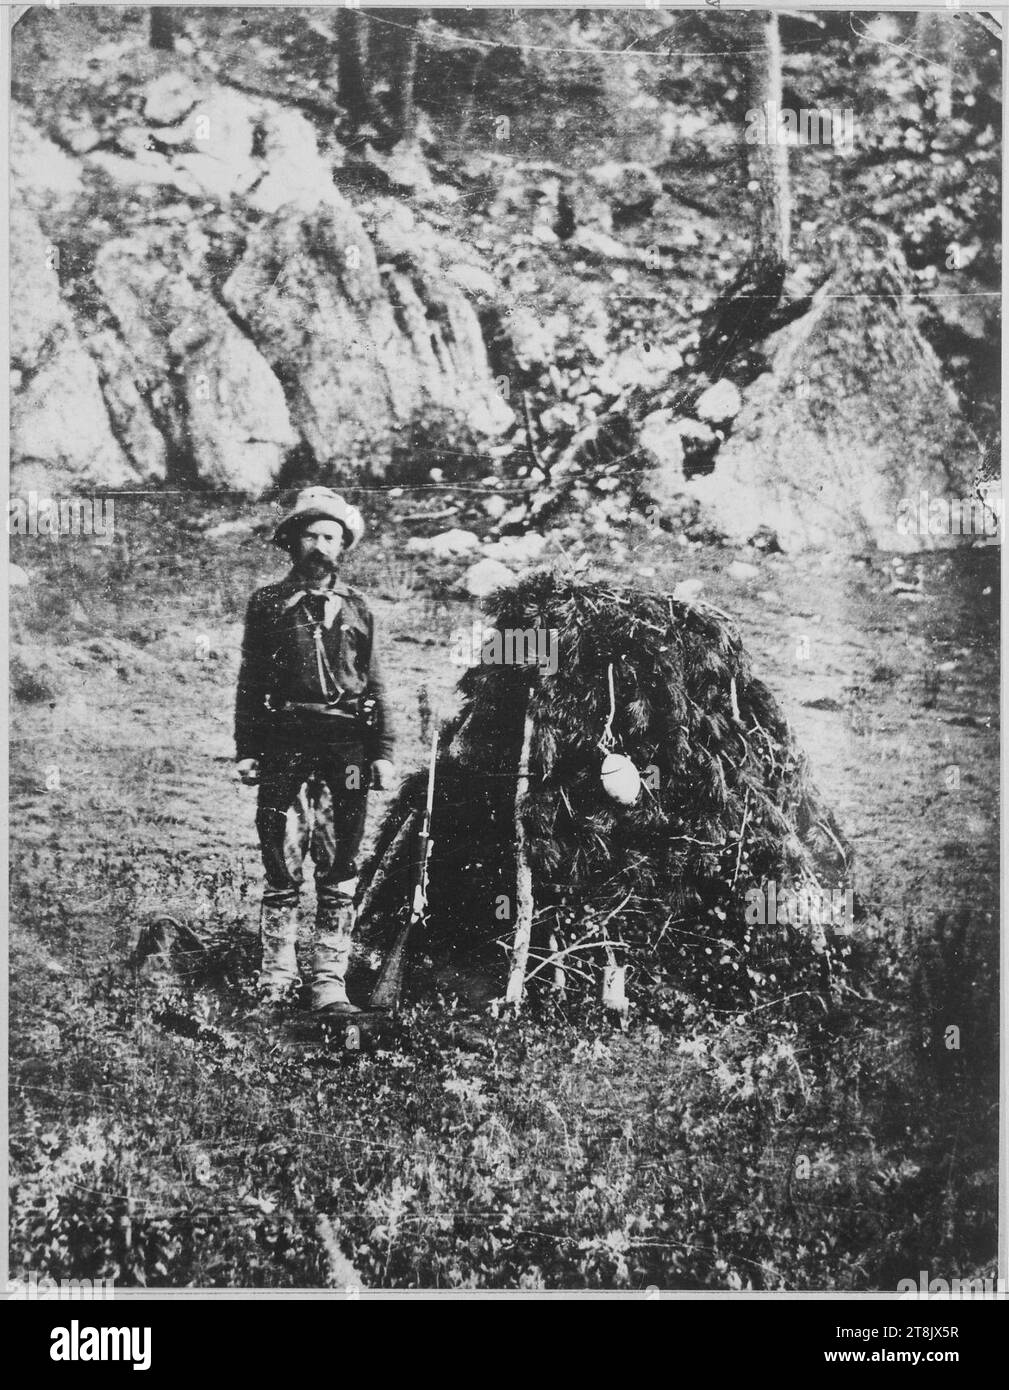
[{"x1": 235, "y1": 571, "x2": 395, "y2": 763}]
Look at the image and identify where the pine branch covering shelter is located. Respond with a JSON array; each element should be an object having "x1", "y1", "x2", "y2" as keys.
[{"x1": 357, "y1": 574, "x2": 853, "y2": 1011}]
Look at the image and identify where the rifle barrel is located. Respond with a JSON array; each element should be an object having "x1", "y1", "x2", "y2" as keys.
[{"x1": 424, "y1": 724, "x2": 438, "y2": 816}]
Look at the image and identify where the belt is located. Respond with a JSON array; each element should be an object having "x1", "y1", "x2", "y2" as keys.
[{"x1": 278, "y1": 699, "x2": 360, "y2": 719}]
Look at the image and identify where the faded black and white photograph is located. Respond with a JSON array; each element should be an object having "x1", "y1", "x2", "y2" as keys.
[{"x1": 7, "y1": 2, "x2": 1002, "y2": 1300}]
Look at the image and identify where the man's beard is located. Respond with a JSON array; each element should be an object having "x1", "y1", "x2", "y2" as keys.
[{"x1": 296, "y1": 551, "x2": 338, "y2": 584}]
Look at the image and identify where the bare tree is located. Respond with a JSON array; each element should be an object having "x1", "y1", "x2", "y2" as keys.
[
  {"x1": 696, "y1": 10, "x2": 791, "y2": 373},
  {"x1": 337, "y1": 8, "x2": 383, "y2": 135},
  {"x1": 746, "y1": 9, "x2": 791, "y2": 264},
  {"x1": 387, "y1": 14, "x2": 420, "y2": 146},
  {"x1": 915, "y1": 11, "x2": 954, "y2": 126},
  {"x1": 149, "y1": 7, "x2": 175, "y2": 53}
]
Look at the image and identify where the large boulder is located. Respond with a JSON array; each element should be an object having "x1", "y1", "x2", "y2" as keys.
[
  {"x1": 86, "y1": 330, "x2": 169, "y2": 483},
  {"x1": 245, "y1": 106, "x2": 346, "y2": 216},
  {"x1": 681, "y1": 254, "x2": 980, "y2": 552},
  {"x1": 223, "y1": 198, "x2": 511, "y2": 470},
  {"x1": 10, "y1": 201, "x2": 138, "y2": 487},
  {"x1": 221, "y1": 200, "x2": 416, "y2": 470},
  {"x1": 11, "y1": 344, "x2": 140, "y2": 489},
  {"x1": 370, "y1": 200, "x2": 514, "y2": 437},
  {"x1": 142, "y1": 71, "x2": 202, "y2": 125},
  {"x1": 10, "y1": 200, "x2": 67, "y2": 373},
  {"x1": 10, "y1": 117, "x2": 83, "y2": 217},
  {"x1": 93, "y1": 240, "x2": 298, "y2": 491}
]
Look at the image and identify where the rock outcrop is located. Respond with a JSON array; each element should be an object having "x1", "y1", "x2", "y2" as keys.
[
  {"x1": 92, "y1": 238, "x2": 298, "y2": 491},
  {"x1": 10, "y1": 57, "x2": 513, "y2": 493},
  {"x1": 679, "y1": 255, "x2": 980, "y2": 552},
  {"x1": 11, "y1": 199, "x2": 139, "y2": 488}
]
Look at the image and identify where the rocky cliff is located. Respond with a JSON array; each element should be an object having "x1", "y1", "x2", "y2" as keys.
[{"x1": 11, "y1": 59, "x2": 512, "y2": 494}]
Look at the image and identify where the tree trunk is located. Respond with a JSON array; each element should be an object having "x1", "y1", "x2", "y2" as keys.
[
  {"x1": 388, "y1": 20, "x2": 420, "y2": 146},
  {"x1": 456, "y1": 51, "x2": 487, "y2": 150},
  {"x1": 337, "y1": 9, "x2": 382, "y2": 135},
  {"x1": 697, "y1": 11, "x2": 790, "y2": 373},
  {"x1": 149, "y1": 7, "x2": 175, "y2": 52},
  {"x1": 915, "y1": 12, "x2": 954, "y2": 126},
  {"x1": 746, "y1": 10, "x2": 791, "y2": 264}
]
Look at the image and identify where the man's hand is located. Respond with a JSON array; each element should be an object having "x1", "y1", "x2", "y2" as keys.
[
  {"x1": 371, "y1": 759, "x2": 396, "y2": 791},
  {"x1": 236, "y1": 758, "x2": 260, "y2": 785}
]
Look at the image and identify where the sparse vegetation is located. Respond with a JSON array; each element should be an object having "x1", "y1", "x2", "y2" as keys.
[
  {"x1": 8, "y1": 4, "x2": 1000, "y2": 1292},
  {"x1": 9, "y1": 855, "x2": 997, "y2": 1288},
  {"x1": 9, "y1": 507, "x2": 999, "y2": 1290}
]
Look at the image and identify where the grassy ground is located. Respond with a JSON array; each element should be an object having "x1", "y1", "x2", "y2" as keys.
[{"x1": 8, "y1": 501, "x2": 999, "y2": 1289}]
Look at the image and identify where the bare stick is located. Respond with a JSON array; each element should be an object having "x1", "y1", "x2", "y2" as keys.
[
  {"x1": 731, "y1": 791, "x2": 751, "y2": 889},
  {"x1": 523, "y1": 936, "x2": 615, "y2": 985},
  {"x1": 521, "y1": 390, "x2": 545, "y2": 473},
  {"x1": 548, "y1": 931, "x2": 566, "y2": 996},
  {"x1": 504, "y1": 698, "x2": 536, "y2": 1008},
  {"x1": 397, "y1": 507, "x2": 459, "y2": 524}
]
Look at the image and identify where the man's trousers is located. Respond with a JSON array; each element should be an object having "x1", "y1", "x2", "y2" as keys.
[{"x1": 255, "y1": 740, "x2": 369, "y2": 1006}]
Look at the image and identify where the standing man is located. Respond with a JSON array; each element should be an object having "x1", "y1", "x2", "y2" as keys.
[{"x1": 235, "y1": 488, "x2": 396, "y2": 1016}]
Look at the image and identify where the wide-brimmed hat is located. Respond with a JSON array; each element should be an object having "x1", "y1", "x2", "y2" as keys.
[{"x1": 274, "y1": 488, "x2": 365, "y2": 552}]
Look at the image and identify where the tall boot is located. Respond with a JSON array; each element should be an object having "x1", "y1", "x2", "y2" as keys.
[
  {"x1": 258, "y1": 900, "x2": 301, "y2": 1000},
  {"x1": 311, "y1": 896, "x2": 360, "y2": 1014}
]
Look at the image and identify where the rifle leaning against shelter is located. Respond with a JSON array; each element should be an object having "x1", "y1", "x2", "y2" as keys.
[{"x1": 369, "y1": 722, "x2": 439, "y2": 1013}]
